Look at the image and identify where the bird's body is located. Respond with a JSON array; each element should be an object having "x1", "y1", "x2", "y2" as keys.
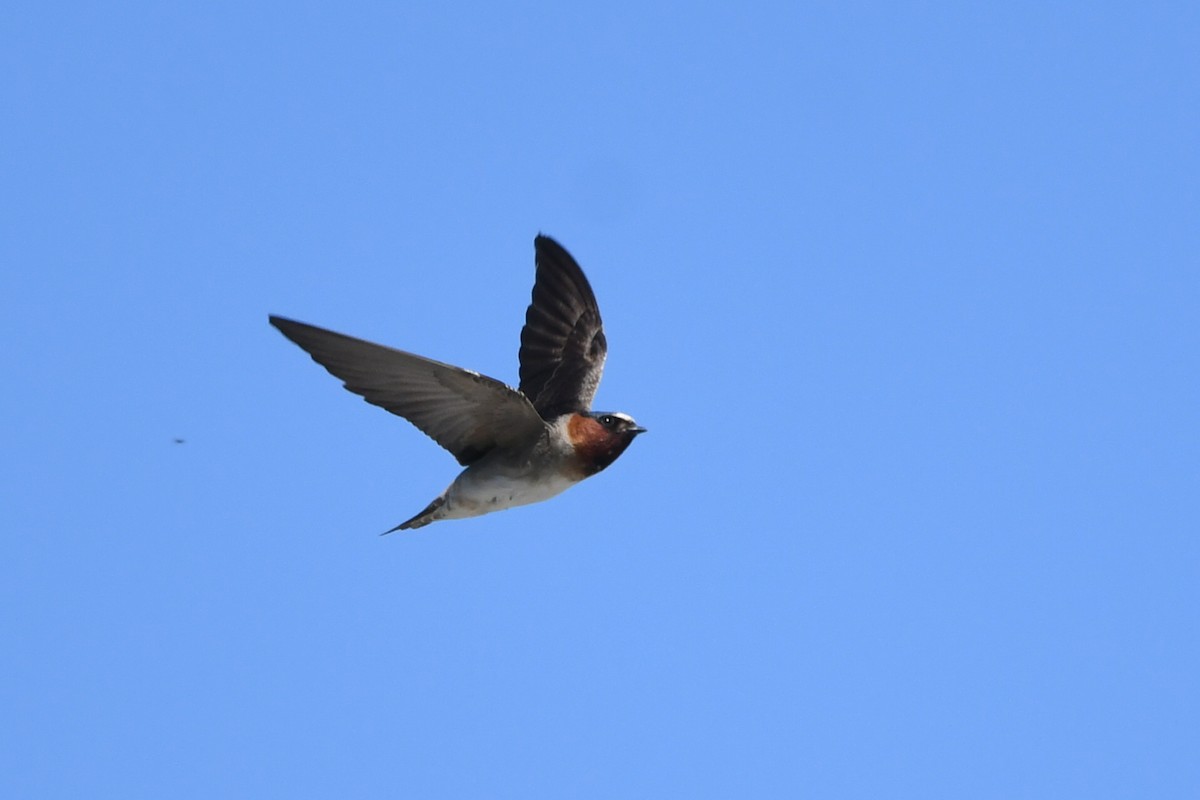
[
  {"x1": 270, "y1": 235, "x2": 644, "y2": 531},
  {"x1": 404, "y1": 416, "x2": 578, "y2": 529}
]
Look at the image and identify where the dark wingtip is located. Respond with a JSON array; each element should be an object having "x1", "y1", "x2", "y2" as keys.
[
  {"x1": 268, "y1": 314, "x2": 295, "y2": 332},
  {"x1": 534, "y1": 234, "x2": 572, "y2": 263},
  {"x1": 268, "y1": 316, "x2": 320, "y2": 346}
]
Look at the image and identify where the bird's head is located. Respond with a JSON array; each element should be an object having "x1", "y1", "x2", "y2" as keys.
[{"x1": 566, "y1": 411, "x2": 646, "y2": 476}]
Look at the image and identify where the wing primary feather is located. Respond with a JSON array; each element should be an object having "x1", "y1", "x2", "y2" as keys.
[
  {"x1": 518, "y1": 236, "x2": 608, "y2": 418},
  {"x1": 269, "y1": 315, "x2": 544, "y2": 466}
]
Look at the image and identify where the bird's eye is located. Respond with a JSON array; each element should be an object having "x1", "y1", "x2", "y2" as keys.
[{"x1": 599, "y1": 415, "x2": 615, "y2": 426}]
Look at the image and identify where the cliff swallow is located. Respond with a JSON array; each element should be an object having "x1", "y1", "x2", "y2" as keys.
[{"x1": 270, "y1": 235, "x2": 645, "y2": 532}]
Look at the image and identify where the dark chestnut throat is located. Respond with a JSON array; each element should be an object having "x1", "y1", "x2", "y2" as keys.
[
  {"x1": 577, "y1": 434, "x2": 635, "y2": 476},
  {"x1": 569, "y1": 415, "x2": 636, "y2": 477}
]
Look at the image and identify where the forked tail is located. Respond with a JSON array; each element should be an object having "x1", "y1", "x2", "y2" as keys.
[{"x1": 382, "y1": 495, "x2": 446, "y2": 534}]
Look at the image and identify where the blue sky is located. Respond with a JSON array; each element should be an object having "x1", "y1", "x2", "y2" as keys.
[{"x1": 3, "y1": 2, "x2": 1197, "y2": 797}]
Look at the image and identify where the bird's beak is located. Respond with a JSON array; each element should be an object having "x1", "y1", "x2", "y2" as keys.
[{"x1": 628, "y1": 425, "x2": 648, "y2": 435}]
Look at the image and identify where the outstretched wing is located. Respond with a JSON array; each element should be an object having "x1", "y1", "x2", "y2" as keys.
[
  {"x1": 518, "y1": 235, "x2": 607, "y2": 418},
  {"x1": 270, "y1": 316, "x2": 545, "y2": 466}
]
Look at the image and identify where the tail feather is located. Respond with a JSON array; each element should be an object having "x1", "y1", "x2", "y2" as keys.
[{"x1": 382, "y1": 495, "x2": 445, "y2": 534}]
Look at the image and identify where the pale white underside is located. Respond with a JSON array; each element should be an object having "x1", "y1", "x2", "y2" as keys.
[
  {"x1": 440, "y1": 468, "x2": 579, "y2": 519},
  {"x1": 436, "y1": 415, "x2": 580, "y2": 520}
]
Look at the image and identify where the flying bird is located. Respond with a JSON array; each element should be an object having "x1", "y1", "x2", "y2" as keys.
[{"x1": 270, "y1": 235, "x2": 645, "y2": 531}]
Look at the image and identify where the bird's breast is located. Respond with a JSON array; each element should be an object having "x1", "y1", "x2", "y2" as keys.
[{"x1": 446, "y1": 465, "x2": 579, "y2": 516}]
